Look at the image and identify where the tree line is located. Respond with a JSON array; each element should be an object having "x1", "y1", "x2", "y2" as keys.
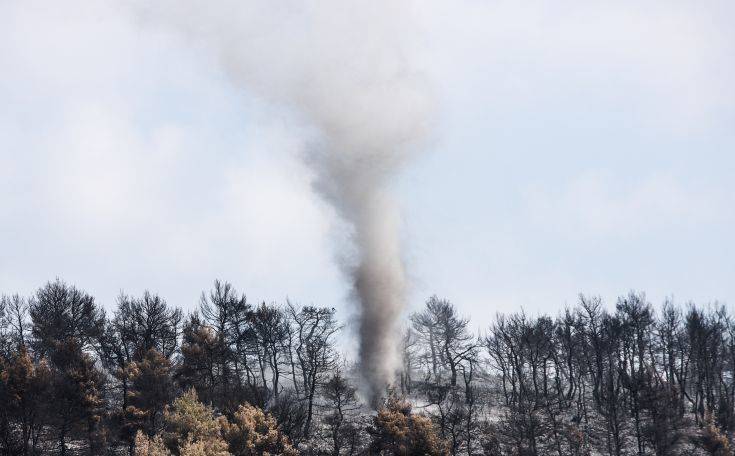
[{"x1": 1, "y1": 280, "x2": 734, "y2": 455}]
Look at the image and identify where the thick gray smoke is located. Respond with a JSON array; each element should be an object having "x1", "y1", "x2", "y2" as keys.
[{"x1": 142, "y1": 0, "x2": 433, "y2": 401}]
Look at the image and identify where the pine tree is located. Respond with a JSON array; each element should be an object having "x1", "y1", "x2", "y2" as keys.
[
  {"x1": 29, "y1": 279, "x2": 104, "y2": 356},
  {"x1": 322, "y1": 372, "x2": 359, "y2": 456},
  {"x1": 177, "y1": 316, "x2": 221, "y2": 407},
  {"x1": 48, "y1": 339, "x2": 106, "y2": 456},
  {"x1": 121, "y1": 348, "x2": 175, "y2": 451},
  {"x1": 0, "y1": 346, "x2": 51, "y2": 455}
]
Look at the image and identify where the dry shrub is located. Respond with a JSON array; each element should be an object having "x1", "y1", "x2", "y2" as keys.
[
  {"x1": 221, "y1": 403, "x2": 298, "y2": 456},
  {"x1": 134, "y1": 430, "x2": 171, "y2": 456},
  {"x1": 369, "y1": 396, "x2": 448, "y2": 456}
]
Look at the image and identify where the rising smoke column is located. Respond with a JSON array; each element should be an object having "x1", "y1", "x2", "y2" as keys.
[{"x1": 143, "y1": 0, "x2": 433, "y2": 401}]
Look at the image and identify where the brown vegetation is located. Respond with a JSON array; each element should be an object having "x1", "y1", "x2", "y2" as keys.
[{"x1": 3, "y1": 281, "x2": 735, "y2": 455}]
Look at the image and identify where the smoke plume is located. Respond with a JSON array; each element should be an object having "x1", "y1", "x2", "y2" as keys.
[{"x1": 142, "y1": 0, "x2": 433, "y2": 401}]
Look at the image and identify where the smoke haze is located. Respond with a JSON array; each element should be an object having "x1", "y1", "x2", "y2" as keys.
[{"x1": 140, "y1": 0, "x2": 434, "y2": 400}]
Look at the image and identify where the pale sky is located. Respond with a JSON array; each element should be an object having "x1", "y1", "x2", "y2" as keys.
[{"x1": 2, "y1": 0, "x2": 734, "y2": 333}]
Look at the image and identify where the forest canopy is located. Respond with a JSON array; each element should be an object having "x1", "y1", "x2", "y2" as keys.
[{"x1": 1, "y1": 279, "x2": 734, "y2": 455}]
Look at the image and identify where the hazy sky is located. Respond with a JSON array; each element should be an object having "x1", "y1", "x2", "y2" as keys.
[{"x1": 2, "y1": 0, "x2": 734, "y2": 332}]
